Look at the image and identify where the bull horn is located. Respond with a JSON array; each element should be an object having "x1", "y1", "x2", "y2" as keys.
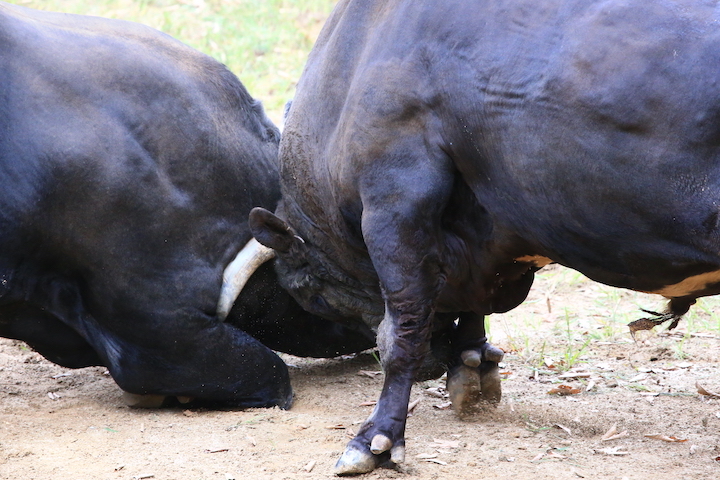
[{"x1": 216, "y1": 238, "x2": 276, "y2": 320}]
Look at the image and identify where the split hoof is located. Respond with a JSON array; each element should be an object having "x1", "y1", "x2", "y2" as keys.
[
  {"x1": 122, "y1": 391, "x2": 167, "y2": 408},
  {"x1": 447, "y1": 365, "x2": 482, "y2": 416},
  {"x1": 459, "y1": 342, "x2": 505, "y2": 368},
  {"x1": 334, "y1": 444, "x2": 381, "y2": 476},
  {"x1": 447, "y1": 360, "x2": 502, "y2": 415},
  {"x1": 481, "y1": 343, "x2": 505, "y2": 363},
  {"x1": 370, "y1": 434, "x2": 392, "y2": 454},
  {"x1": 479, "y1": 362, "x2": 502, "y2": 403},
  {"x1": 460, "y1": 350, "x2": 482, "y2": 368}
]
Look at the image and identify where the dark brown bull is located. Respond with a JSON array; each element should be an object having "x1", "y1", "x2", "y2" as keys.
[
  {"x1": 245, "y1": 0, "x2": 720, "y2": 474},
  {"x1": 0, "y1": 1, "x2": 373, "y2": 410}
]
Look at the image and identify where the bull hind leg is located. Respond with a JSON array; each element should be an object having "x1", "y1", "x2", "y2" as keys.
[
  {"x1": 446, "y1": 312, "x2": 504, "y2": 415},
  {"x1": 446, "y1": 268, "x2": 535, "y2": 414}
]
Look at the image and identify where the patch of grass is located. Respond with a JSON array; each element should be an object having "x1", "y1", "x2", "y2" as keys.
[
  {"x1": 559, "y1": 312, "x2": 591, "y2": 370},
  {"x1": 494, "y1": 264, "x2": 720, "y2": 367},
  {"x1": 12, "y1": 0, "x2": 336, "y2": 123}
]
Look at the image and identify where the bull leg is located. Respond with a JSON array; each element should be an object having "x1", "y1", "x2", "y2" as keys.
[
  {"x1": 0, "y1": 302, "x2": 103, "y2": 368},
  {"x1": 100, "y1": 322, "x2": 294, "y2": 409},
  {"x1": 335, "y1": 144, "x2": 453, "y2": 475},
  {"x1": 336, "y1": 280, "x2": 436, "y2": 475},
  {"x1": 446, "y1": 312, "x2": 503, "y2": 415},
  {"x1": 57, "y1": 300, "x2": 294, "y2": 409}
]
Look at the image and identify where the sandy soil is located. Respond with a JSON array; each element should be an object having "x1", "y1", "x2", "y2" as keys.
[{"x1": 2, "y1": 272, "x2": 720, "y2": 480}]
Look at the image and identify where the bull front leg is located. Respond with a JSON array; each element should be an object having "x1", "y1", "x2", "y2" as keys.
[
  {"x1": 336, "y1": 300, "x2": 433, "y2": 473},
  {"x1": 334, "y1": 140, "x2": 454, "y2": 474},
  {"x1": 335, "y1": 273, "x2": 437, "y2": 475}
]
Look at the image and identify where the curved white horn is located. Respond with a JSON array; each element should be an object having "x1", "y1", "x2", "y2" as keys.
[{"x1": 217, "y1": 238, "x2": 276, "y2": 320}]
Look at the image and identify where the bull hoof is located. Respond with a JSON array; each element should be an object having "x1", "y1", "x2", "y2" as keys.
[
  {"x1": 447, "y1": 359, "x2": 502, "y2": 415},
  {"x1": 481, "y1": 343, "x2": 505, "y2": 363},
  {"x1": 479, "y1": 361, "x2": 502, "y2": 403},
  {"x1": 460, "y1": 349, "x2": 482, "y2": 368},
  {"x1": 334, "y1": 445, "x2": 380, "y2": 476},
  {"x1": 447, "y1": 364, "x2": 482, "y2": 416},
  {"x1": 122, "y1": 391, "x2": 167, "y2": 408}
]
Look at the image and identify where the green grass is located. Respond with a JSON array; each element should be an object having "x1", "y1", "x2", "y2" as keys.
[
  {"x1": 495, "y1": 264, "x2": 720, "y2": 368},
  {"x1": 12, "y1": 0, "x2": 336, "y2": 124}
]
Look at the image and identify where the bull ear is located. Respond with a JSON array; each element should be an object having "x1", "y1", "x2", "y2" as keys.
[{"x1": 249, "y1": 207, "x2": 299, "y2": 253}]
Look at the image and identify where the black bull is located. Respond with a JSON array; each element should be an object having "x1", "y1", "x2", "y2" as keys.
[
  {"x1": 249, "y1": 0, "x2": 720, "y2": 474},
  {"x1": 0, "y1": 2, "x2": 373, "y2": 409}
]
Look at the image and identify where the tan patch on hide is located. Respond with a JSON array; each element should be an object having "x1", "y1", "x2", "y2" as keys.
[
  {"x1": 514, "y1": 255, "x2": 554, "y2": 267},
  {"x1": 648, "y1": 269, "x2": 720, "y2": 297}
]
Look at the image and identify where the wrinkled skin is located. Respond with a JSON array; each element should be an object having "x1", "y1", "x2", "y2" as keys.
[
  {"x1": 250, "y1": 0, "x2": 720, "y2": 474},
  {"x1": 0, "y1": 2, "x2": 373, "y2": 410}
]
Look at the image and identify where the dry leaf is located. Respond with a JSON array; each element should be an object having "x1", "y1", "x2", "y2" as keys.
[
  {"x1": 601, "y1": 424, "x2": 618, "y2": 440},
  {"x1": 547, "y1": 385, "x2": 581, "y2": 396},
  {"x1": 407, "y1": 398, "x2": 421, "y2": 417},
  {"x1": 603, "y1": 431, "x2": 629, "y2": 442},
  {"x1": 430, "y1": 439, "x2": 462, "y2": 449},
  {"x1": 434, "y1": 401, "x2": 452, "y2": 410},
  {"x1": 358, "y1": 370, "x2": 383, "y2": 378},
  {"x1": 601, "y1": 423, "x2": 629, "y2": 442},
  {"x1": 303, "y1": 460, "x2": 316, "y2": 472},
  {"x1": 628, "y1": 373, "x2": 648, "y2": 383},
  {"x1": 696, "y1": 382, "x2": 720, "y2": 399},
  {"x1": 416, "y1": 453, "x2": 438, "y2": 459},
  {"x1": 205, "y1": 448, "x2": 229, "y2": 453},
  {"x1": 559, "y1": 371, "x2": 592, "y2": 379},
  {"x1": 424, "y1": 387, "x2": 446, "y2": 398},
  {"x1": 594, "y1": 447, "x2": 630, "y2": 456},
  {"x1": 554, "y1": 423, "x2": 572, "y2": 435},
  {"x1": 546, "y1": 451, "x2": 567, "y2": 459},
  {"x1": 424, "y1": 458, "x2": 448, "y2": 465},
  {"x1": 325, "y1": 424, "x2": 346, "y2": 430},
  {"x1": 358, "y1": 401, "x2": 377, "y2": 407},
  {"x1": 644, "y1": 434, "x2": 687, "y2": 443}
]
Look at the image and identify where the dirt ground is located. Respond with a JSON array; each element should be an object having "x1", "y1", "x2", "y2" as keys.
[{"x1": 2, "y1": 271, "x2": 720, "y2": 480}]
